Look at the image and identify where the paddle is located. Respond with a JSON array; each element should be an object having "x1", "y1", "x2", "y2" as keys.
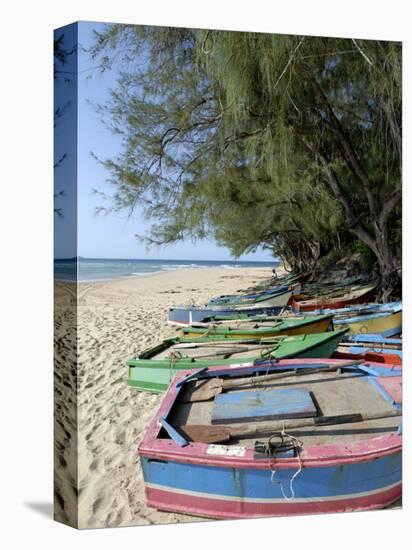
[
  {"x1": 178, "y1": 409, "x2": 402, "y2": 444},
  {"x1": 180, "y1": 360, "x2": 363, "y2": 403}
]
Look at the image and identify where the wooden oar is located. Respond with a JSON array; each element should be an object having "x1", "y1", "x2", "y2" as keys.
[
  {"x1": 178, "y1": 409, "x2": 402, "y2": 444},
  {"x1": 180, "y1": 360, "x2": 363, "y2": 403}
]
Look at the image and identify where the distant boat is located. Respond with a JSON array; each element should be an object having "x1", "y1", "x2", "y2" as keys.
[
  {"x1": 339, "y1": 334, "x2": 402, "y2": 360},
  {"x1": 181, "y1": 313, "x2": 334, "y2": 340},
  {"x1": 168, "y1": 305, "x2": 285, "y2": 326},
  {"x1": 126, "y1": 329, "x2": 349, "y2": 392},
  {"x1": 332, "y1": 302, "x2": 402, "y2": 337},
  {"x1": 247, "y1": 272, "x2": 306, "y2": 292},
  {"x1": 346, "y1": 334, "x2": 402, "y2": 345},
  {"x1": 139, "y1": 358, "x2": 402, "y2": 518},
  {"x1": 207, "y1": 287, "x2": 294, "y2": 309},
  {"x1": 208, "y1": 283, "x2": 301, "y2": 307},
  {"x1": 292, "y1": 285, "x2": 376, "y2": 312}
]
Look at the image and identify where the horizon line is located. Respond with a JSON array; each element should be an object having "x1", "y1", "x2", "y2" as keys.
[{"x1": 54, "y1": 256, "x2": 279, "y2": 263}]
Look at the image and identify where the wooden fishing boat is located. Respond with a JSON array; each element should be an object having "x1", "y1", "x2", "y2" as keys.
[
  {"x1": 335, "y1": 307, "x2": 402, "y2": 337},
  {"x1": 313, "y1": 302, "x2": 402, "y2": 337},
  {"x1": 168, "y1": 304, "x2": 285, "y2": 326},
  {"x1": 203, "y1": 313, "x2": 290, "y2": 322},
  {"x1": 208, "y1": 283, "x2": 301, "y2": 307},
  {"x1": 292, "y1": 285, "x2": 376, "y2": 312},
  {"x1": 207, "y1": 287, "x2": 293, "y2": 309},
  {"x1": 139, "y1": 359, "x2": 402, "y2": 518},
  {"x1": 127, "y1": 329, "x2": 349, "y2": 392},
  {"x1": 209, "y1": 284, "x2": 290, "y2": 303},
  {"x1": 345, "y1": 334, "x2": 402, "y2": 351},
  {"x1": 248, "y1": 273, "x2": 306, "y2": 292},
  {"x1": 294, "y1": 278, "x2": 365, "y2": 298},
  {"x1": 310, "y1": 302, "x2": 381, "y2": 316},
  {"x1": 181, "y1": 314, "x2": 334, "y2": 340},
  {"x1": 337, "y1": 334, "x2": 402, "y2": 362}
]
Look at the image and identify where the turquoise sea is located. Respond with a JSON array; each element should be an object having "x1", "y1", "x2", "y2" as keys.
[{"x1": 54, "y1": 257, "x2": 279, "y2": 282}]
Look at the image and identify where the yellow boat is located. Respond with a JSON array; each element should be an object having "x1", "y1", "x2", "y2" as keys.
[{"x1": 333, "y1": 303, "x2": 402, "y2": 336}]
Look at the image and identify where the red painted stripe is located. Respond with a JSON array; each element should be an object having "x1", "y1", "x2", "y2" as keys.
[
  {"x1": 146, "y1": 483, "x2": 401, "y2": 518},
  {"x1": 139, "y1": 435, "x2": 402, "y2": 470}
]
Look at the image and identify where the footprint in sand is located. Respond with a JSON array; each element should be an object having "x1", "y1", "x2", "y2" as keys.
[
  {"x1": 92, "y1": 496, "x2": 104, "y2": 515},
  {"x1": 89, "y1": 458, "x2": 99, "y2": 471}
]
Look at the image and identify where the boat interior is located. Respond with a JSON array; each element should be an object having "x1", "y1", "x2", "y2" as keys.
[
  {"x1": 163, "y1": 369, "x2": 401, "y2": 449},
  {"x1": 151, "y1": 340, "x2": 289, "y2": 360}
]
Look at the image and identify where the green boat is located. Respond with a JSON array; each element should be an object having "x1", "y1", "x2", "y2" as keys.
[
  {"x1": 127, "y1": 328, "x2": 349, "y2": 392},
  {"x1": 181, "y1": 313, "x2": 334, "y2": 340}
]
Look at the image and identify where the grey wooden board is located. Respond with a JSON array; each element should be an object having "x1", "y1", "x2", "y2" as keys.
[{"x1": 211, "y1": 387, "x2": 317, "y2": 424}]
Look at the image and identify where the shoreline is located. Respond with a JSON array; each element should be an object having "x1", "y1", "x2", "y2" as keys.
[
  {"x1": 55, "y1": 267, "x2": 277, "y2": 528},
  {"x1": 56, "y1": 263, "x2": 280, "y2": 285}
]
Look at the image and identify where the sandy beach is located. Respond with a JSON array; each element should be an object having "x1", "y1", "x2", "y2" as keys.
[{"x1": 54, "y1": 266, "x2": 274, "y2": 528}]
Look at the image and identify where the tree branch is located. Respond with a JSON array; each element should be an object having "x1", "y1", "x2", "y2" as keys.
[
  {"x1": 292, "y1": 127, "x2": 378, "y2": 254},
  {"x1": 309, "y1": 75, "x2": 379, "y2": 217}
]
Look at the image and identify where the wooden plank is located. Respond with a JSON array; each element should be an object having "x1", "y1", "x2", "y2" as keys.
[
  {"x1": 211, "y1": 387, "x2": 316, "y2": 424},
  {"x1": 159, "y1": 416, "x2": 189, "y2": 447},
  {"x1": 181, "y1": 409, "x2": 402, "y2": 443}
]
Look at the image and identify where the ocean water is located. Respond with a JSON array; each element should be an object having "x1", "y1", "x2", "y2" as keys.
[{"x1": 54, "y1": 257, "x2": 279, "y2": 282}]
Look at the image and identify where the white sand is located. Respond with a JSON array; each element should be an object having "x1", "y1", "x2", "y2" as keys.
[{"x1": 54, "y1": 267, "x2": 274, "y2": 528}]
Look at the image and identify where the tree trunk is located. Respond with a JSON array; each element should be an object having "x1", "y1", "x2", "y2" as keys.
[
  {"x1": 372, "y1": 221, "x2": 401, "y2": 302},
  {"x1": 351, "y1": 219, "x2": 401, "y2": 302},
  {"x1": 290, "y1": 130, "x2": 401, "y2": 300},
  {"x1": 376, "y1": 260, "x2": 401, "y2": 302}
]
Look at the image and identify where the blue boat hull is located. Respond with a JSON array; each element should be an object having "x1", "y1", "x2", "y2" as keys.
[
  {"x1": 141, "y1": 449, "x2": 402, "y2": 518},
  {"x1": 139, "y1": 361, "x2": 402, "y2": 519}
]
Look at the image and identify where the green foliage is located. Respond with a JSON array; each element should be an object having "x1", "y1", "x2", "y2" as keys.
[{"x1": 89, "y1": 26, "x2": 401, "y2": 283}]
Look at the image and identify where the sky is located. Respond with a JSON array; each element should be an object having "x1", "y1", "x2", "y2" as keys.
[{"x1": 55, "y1": 21, "x2": 275, "y2": 262}]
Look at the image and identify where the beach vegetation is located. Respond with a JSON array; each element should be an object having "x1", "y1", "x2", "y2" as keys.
[{"x1": 90, "y1": 26, "x2": 401, "y2": 300}]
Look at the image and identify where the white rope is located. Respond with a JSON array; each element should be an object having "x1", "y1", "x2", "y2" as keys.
[{"x1": 269, "y1": 423, "x2": 303, "y2": 500}]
